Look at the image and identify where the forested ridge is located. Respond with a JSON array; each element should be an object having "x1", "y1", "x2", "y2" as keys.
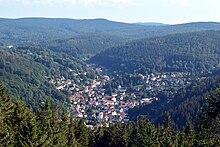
[
  {"x1": 0, "y1": 82, "x2": 219, "y2": 146},
  {"x1": 91, "y1": 31, "x2": 220, "y2": 74},
  {"x1": 1, "y1": 18, "x2": 220, "y2": 41},
  {"x1": 42, "y1": 34, "x2": 126, "y2": 57},
  {"x1": 1, "y1": 18, "x2": 220, "y2": 57}
]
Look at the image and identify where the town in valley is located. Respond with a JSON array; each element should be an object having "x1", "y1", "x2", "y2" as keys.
[{"x1": 49, "y1": 64, "x2": 195, "y2": 128}]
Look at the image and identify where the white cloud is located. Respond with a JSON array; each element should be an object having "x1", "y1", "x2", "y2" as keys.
[
  {"x1": 162, "y1": 0, "x2": 198, "y2": 8},
  {"x1": 3, "y1": 0, "x2": 135, "y2": 7},
  {"x1": 110, "y1": 0, "x2": 135, "y2": 5},
  {"x1": 178, "y1": 0, "x2": 188, "y2": 7},
  {"x1": 2, "y1": 0, "x2": 220, "y2": 8},
  {"x1": 80, "y1": 0, "x2": 101, "y2": 6},
  {"x1": 10, "y1": 0, "x2": 76, "y2": 6}
]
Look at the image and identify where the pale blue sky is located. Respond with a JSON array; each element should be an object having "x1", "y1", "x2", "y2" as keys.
[{"x1": 0, "y1": 0, "x2": 219, "y2": 24}]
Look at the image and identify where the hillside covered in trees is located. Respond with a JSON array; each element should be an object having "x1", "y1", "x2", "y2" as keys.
[
  {"x1": 129, "y1": 74, "x2": 220, "y2": 129},
  {"x1": 1, "y1": 18, "x2": 220, "y2": 43},
  {"x1": 1, "y1": 18, "x2": 220, "y2": 57},
  {"x1": 91, "y1": 31, "x2": 220, "y2": 74},
  {"x1": 0, "y1": 45, "x2": 92, "y2": 109}
]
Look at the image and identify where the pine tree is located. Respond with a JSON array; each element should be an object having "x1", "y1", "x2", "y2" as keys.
[
  {"x1": 50, "y1": 104, "x2": 65, "y2": 146},
  {"x1": 197, "y1": 87, "x2": 220, "y2": 146},
  {"x1": 131, "y1": 117, "x2": 146, "y2": 147},
  {"x1": 176, "y1": 131, "x2": 186, "y2": 146},
  {"x1": 0, "y1": 82, "x2": 15, "y2": 146},
  {"x1": 184, "y1": 123, "x2": 196, "y2": 146},
  {"x1": 158, "y1": 114, "x2": 175, "y2": 147},
  {"x1": 11, "y1": 100, "x2": 38, "y2": 147},
  {"x1": 108, "y1": 122, "x2": 124, "y2": 147},
  {"x1": 36, "y1": 98, "x2": 53, "y2": 146},
  {"x1": 67, "y1": 116, "x2": 77, "y2": 147},
  {"x1": 131, "y1": 116, "x2": 158, "y2": 147},
  {"x1": 121, "y1": 122, "x2": 132, "y2": 147},
  {"x1": 74, "y1": 119, "x2": 89, "y2": 147},
  {"x1": 90, "y1": 127, "x2": 105, "y2": 147}
]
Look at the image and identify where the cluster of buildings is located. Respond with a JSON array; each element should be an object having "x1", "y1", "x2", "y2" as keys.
[
  {"x1": 49, "y1": 67, "x2": 159, "y2": 128},
  {"x1": 48, "y1": 63, "x2": 195, "y2": 128},
  {"x1": 134, "y1": 72, "x2": 193, "y2": 98}
]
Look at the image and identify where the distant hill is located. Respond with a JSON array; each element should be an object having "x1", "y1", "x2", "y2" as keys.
[
  {"x1": 0, "y1": 17, "x2": 145, "y2": 44},
  {"x1": 42, "y1": 34, "x2": 126, "y2": 57},
  {"x1": 134, "y1": 22, "x2": 168, "y2": 26},
  {"x1": 1, "y1": 18, "x2": 220, "y2": 57},
  {"x1": 90, "y1": 30, "x2": 220, "y2": 74},
  {"x1": 1, "y1": 18, "x2": 220, "y2": 43}
]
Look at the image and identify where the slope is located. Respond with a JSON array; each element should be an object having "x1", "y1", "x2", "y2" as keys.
[
  {"x1": 91, "y1": 30, "x2": 220, "y2": 74},
  {"x1": 128, "y1": 73, "x2": 220, "y2": 129},
  {"x1": 0, "y1": 45, "x2": 86, "y2": 109}
]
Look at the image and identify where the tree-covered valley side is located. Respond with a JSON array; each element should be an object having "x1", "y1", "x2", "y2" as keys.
[
  {"x1": 0, "y1": 18, "x2": 220, "y2": 146},
  {"x1": 128, "y1": 74, "x2": 220, "y2": 128},
  {"x1": 91, "y1": 30, "x2": 220, "y2": 74}
]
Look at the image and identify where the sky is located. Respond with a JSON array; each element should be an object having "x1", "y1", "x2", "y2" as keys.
[{"x1": 0, "y1": 0, "x2": 220, "y2": 24}]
